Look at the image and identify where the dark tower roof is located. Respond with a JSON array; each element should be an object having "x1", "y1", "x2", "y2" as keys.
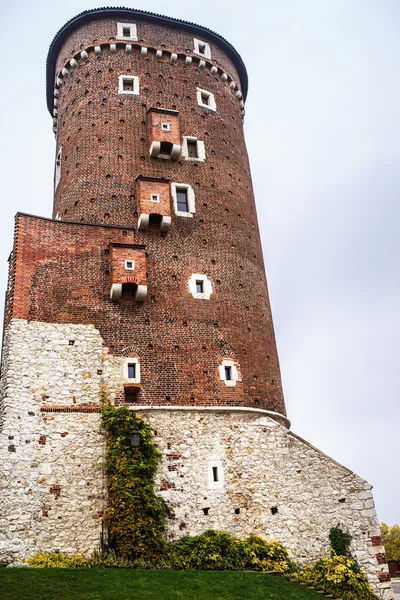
[{"x1": 46, "y1": 6, "x2": 249, "y2": 115}]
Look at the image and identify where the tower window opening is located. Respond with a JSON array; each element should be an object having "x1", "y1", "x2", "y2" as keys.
[
  {"x1": 176, "y1": 188, "x2": 188, "y2": 212},
  {"x1": 160, "y1": 141, "x2": 173, "y2": 155},
  {"x1": 151, "y1": 193, "x2": 160, "y2": 202},
  {"x1": 202, "y1": 507, "x2": 210, "y2": 515},
  {"x1": 194, "y1": 38, "x2": 211, "y2": 59},
  {"x1": 149, "y1": 213, "x2": 162, "y2": 225},
  {"x1": 161, "y1": 122, "x2": 170, "y2": 131},
  {"x1": 197, "y1": 88, "x2": 216, "y2": 111},
  {"x1": 219, "y1": 359, "x2": 238, "y2": 386},
  {"x1": 125, "y1": 260, "x2": 135, "y2": 270},
  {"x1": 123, "y1": 79, "x2": 134, "y2": 91},
  {"x1": 187, "y1": 140, "x2": 198, "y2": 158},
  {"x1": 54, "y1": 147, "x2": 62, "y2": 191},
  {"x1": 118, "y1": 75, "x2": 139, "y2": 95},
  {"x1": 124, "y1": 357, "x2": 140, "y2": 383},
  {"x1": 196, "y1": 280, "x2": 204, "y2": 294},
  {"x1": 224, "y1": 366, "x2": 232, "y2": 381},
  {"x1": 117, "y1": 22, "x2": 137, "y2": 41},
  {"x1": 124, "y1": 386, "x2": 139, "y2": 403},
  {"x1": 127, "y1": 363, "x2": 136, "y2": 379},
  {"x1": 212, "y1": 466, "x2": 218, "y2": 482}
]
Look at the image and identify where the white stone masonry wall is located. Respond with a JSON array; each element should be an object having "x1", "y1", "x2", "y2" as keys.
[{"x1": 0, "y1": 319, "x2": 393, "y2": 599}]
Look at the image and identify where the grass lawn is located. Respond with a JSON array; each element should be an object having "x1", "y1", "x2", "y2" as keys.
[{"x1": 0, "y1": 568, "x2": 324, "y2": 600}]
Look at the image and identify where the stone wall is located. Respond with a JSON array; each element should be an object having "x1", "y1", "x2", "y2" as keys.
[{"x1": 0, "y1": 318, "x2": 393, "y2": 599}]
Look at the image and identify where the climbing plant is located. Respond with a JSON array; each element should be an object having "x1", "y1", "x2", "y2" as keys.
[
  {"x1": 101, "y1": 405, "x2": 168, "y2": 559},
  {"x1": 329, "y1": 525, "x2": 352, "y2": 557}
]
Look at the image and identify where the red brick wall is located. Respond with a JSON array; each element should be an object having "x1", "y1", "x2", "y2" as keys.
[
  {"x1": 147, "y1": 109, "x2": 181, "y2": 148},
  {"x1": 4, "y1": 16, "x2": 287, "y2": 416},
  {"x1": 54, "y1": 17, "x2": 241, "y2": 86},
  {"x1": 7, "y1": 213, "x2": 285, "y2": 414},
  {"x1": 137, "y1": 179, "x2": 170, "y2": 218},
  {"x1": 110, "y1": 246, "x2": 147, "y2": 286}
]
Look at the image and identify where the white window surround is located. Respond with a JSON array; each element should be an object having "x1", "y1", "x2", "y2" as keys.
[
  {"x1": 150, "y1": 193, "x2": 160, "y2": 202},
  {"x1": 207, "y1": 460, "x2": 224, "y2": 489},
  {"x1": 219, "y1": 359, "x2": 239, "y2": 387},
  {"x1": 124, "y1": 357, "x2": 140, "y2": 383},
  {"x1": 116, "y1": 22, "x2": 138, "y2": 41},
  {"x1": 161, "y1": 122, "x2": 170, "y2": 131},
  {"x1": 171, "y1": 182, "x2": 196, "y2": 217},
  {"x1": 197, "y1": 88, "x2": 216, "y2": 111},
  {"x1": 124, "y1": 260, "x2": 135, "y2": 270},
  {"x1": 118, "y1": 75, "x2": 139, "y2": 95},
  {"x1": 188, "y1": 273, "x2": 212, "y2": 300},
  {"x1": 194, "y1": 38, "x2": 211, "y2": 60},
  {"x1": 54, "y1": 146, "x2": 62, "y2": 191},
  {"x1": 182, "y1": 136, "x2": 206, "y2": 162}
]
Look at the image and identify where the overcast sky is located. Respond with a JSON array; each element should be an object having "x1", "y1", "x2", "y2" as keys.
[{"x1": 0, "y1": 0, "x2": 398, "y2": 525}]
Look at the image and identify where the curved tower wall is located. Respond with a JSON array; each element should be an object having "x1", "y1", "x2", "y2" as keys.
[{"x1": 48, "y1": 14, "x2": 286, "y2": 416}]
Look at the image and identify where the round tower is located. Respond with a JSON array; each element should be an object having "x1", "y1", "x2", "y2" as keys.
[{"x1": 46, "y1": 7, "x2": 287, "y2": 422}]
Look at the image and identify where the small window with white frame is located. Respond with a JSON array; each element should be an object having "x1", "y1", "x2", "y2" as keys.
[
  {"x1": 125, "y1": 259, "x2": 135, "y2": 270},
  {"x1": 194, "y1": 38, "x2": 211, "y2": 59},
  {"x1": 124, "y1": 357, "x2": 140, "y2": 383},
  {"x1": 171, "y1": 183, "x2": 196, "y2": 217},
  {"x1": 117, "y1": 22, "x2": 138, "y2": 41},
  {"x1": 182, "y1": 136, "x2": 206, "y2": 162},
  {"x1": 188, "y1": 273, "x2": 212, "y2": 300},
  {"x1": 161, "y1": 122, "x2": 170, "y2": 131},
  {"x1": 118, "y1": 75, "x2": 139, "y2": 95},
  {"x1": 54, "y1": 146, "x2": 62, "y2": 190},
  {"x1": 197, "y1": 88, "x2": 216, "y2": 111},
  {"x1": 150, "y1": 193, "x2": 160, "y2": 203},
  {"x1": 219, "y1": 359, "x2": 239, "y2": 387}
]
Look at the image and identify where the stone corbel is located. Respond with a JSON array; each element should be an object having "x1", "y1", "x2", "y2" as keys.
[
  {"x1": 135, "y1": 285, "x2": 147, "y2": 302},
  {"x1": 160, "y1": 216, "x2": 171, "y2": 233},
  {"x1": 110, "y1": 283, "x2": 122, "y2": 301},
  {"x1": 138, "y1": 214, "x2": 149, "y2": 231}
]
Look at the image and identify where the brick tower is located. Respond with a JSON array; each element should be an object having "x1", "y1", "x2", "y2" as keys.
[{"x1": 0, "y1": 8, "x2": 393, "y2": 598}]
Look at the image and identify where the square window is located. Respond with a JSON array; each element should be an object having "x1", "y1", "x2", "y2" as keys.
[
  {"x1": 118, "y1": 75, "x2": 139, "y2": 95},
  {"x1": 151, "y1": 193, "x2": 160, "y2": 202},
  {"x1": 224, "y1": 366, "x2": 232, "y2": 381},
  {"x1": 117, "y1": 22, "x2": 137, "y2": 41},
  {"x1": 123, "y1": 79, "x2": 134, "y2": 91},
  {"x1": 197, "y1": 88, "x2": 216, "y2": 111},
  {"x1": 125, "y1": 260, "x2": 135, "y2": 270},
  {"x1": 187, "y1": 140, "x2": 198, "y2": 158},
  {"x1": 194, "y1": 38, "x2": 211, "y2": 59},
  {"x1": 161, "y1": 122, "x2": 170, "y2": 131},
  {"x1": 127, "y1": 363, "x2": 136, "y2": 379},
  {"x1": 196, "y1": 280, "x2": 203, "y2": 294},
  {"x1": 176, "y1": 188, "x2": 188, "y2": 212}
]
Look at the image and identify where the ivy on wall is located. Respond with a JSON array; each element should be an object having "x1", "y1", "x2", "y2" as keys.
[{"x1": 101, "y1": 406, "x2": 168, "y2": 559}]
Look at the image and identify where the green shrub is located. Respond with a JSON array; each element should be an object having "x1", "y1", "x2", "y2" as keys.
[
  {"x1": 240, "y1": 536, "x2": 294, "y2": 573},
  {"x1": 170, "y1": 530, "x2": 242, "y2": 570},
  {"x1": 293, "y1": 554, "x2": 378, "y2": 600},
  {"x1": 167, "y1": 530, "x2": 293, "y2": 573},
  {"x1": 27, "y1": 553, "x2": 87, "y2": 568}
]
